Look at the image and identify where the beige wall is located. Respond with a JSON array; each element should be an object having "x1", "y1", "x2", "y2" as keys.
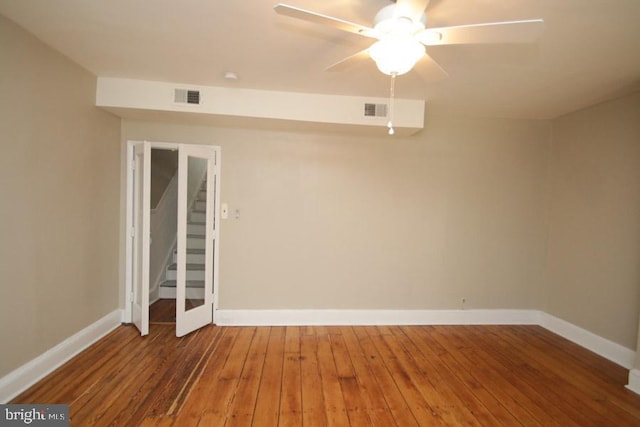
[
  {"x1": 545, "y1": 92, "x2": 640, "y2": 350},
  {"x1": 122, "y1": 116, "x2": 551, "y2": 311},
  {"x1": 0, "y1": 16, "x2": 121, "y2": 377}
]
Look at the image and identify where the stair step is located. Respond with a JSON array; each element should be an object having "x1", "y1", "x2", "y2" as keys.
[
  {"x1": 159, "y1": 280, "x2": 205, "y2": 289},
  {"x1": 183, "y1": 248, "x2": 205, "y2": 254},
  {"x1": 187, "y1": 223, "x2": 206, "y2": 235},
  {"x1": 187, "y1": 235, "x2": 205, "y2": 249},
  {"x1": 165, "y1": 269, "x2": 205, "y2": 281},
  {"x1": 168, "y1": 263, "x2": 205, "y2": 271},
  {"x1": 190, "y1": 211, "x2": 206, "y2": 222},
  {"x1": 173, "y1": 248, "x2": 205, "y2": 254},
  {"x1": 173, "y1": 248, "x2": 205, "y2": 264},
  {"x1": 166, "y1": 261, "x2": 206, "y2": 281}
]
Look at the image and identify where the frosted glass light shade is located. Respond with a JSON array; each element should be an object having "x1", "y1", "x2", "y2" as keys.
[{"x1": 369, "y1": 37, "x2": 425, "y2": 76}]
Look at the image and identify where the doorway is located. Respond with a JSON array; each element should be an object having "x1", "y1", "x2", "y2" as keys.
[{"x1": 125, "y1": 140, "x2": 221, "y2": 337}]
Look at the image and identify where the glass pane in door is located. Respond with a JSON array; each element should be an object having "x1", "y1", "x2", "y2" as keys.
[{"x1": 185, "y1": 155, "x2": 208, "y2": 311}]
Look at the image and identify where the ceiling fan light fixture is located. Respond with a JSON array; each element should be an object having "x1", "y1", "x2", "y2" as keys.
[{"x1": 369, "y1": 36, "x2": 425, "y2": 76}]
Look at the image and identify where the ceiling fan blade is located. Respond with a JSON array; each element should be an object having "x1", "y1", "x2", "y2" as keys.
[
  {"x1": 417, "y1": 19, "x2": 544, "y2": 46},
  {"x1": 274, "y1": 3, "x2": 378, "y2": 38},
  {"x1": 394, "y1": 0, "x2": 431, "y2": 21},
  {"x1": 325, "y1": 49, "x2": 371, "y2": 72}
]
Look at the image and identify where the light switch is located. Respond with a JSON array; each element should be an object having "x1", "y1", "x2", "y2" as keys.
[{"x1": 221, "y1": 203, "x2": 228, "y2": 219}]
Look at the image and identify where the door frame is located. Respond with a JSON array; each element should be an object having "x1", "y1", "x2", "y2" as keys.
[{"x1": 124, "y1": 140, "x2": 221, "y2": 327}]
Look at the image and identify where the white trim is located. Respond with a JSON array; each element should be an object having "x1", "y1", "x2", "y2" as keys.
[
  {"x1": 0, "y1": 310, "x2": 122, "y2": 403},
  {"x1": 124, "y1": 142, "x2": 134, "y2": 323},
  {"x1": 214, "y1": 309, "x2": 541, "y2": 327},
  {"x1": 212, "y1": 148, "x2": 221, "y2": 324},
  {"x1": 539, "y1": 312, "x2": 636, "y2": 369},
  {"x1": 627, "y1": 369, "x2": 640, "y2": 395}
]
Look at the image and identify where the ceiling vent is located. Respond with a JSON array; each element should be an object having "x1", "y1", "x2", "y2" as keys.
[
  {"x1": 364, "y1": 103, "x2": 388, "y2": 118},
  {"x1": 174, "y1": 88, "x2": 201, "y2": 105}
]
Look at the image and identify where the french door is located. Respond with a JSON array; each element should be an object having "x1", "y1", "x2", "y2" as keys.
[
  {"x1": 129, "y1": 141, "x2": 219, "y2": 338},
  {"x1": 176, "y1": 144, "x2": 217, "y2": 337},
  {"x1": 132, "y1": 142, "x2": 150, "y2": 336}
]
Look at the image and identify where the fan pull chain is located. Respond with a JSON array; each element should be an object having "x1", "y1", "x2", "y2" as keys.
[{"x1": 387, "y1": 72, "x2": 397, "y2": 135}]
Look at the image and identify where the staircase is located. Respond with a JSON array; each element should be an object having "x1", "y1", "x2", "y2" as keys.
[{"x1": 158, "y1": 181, "x2": 207, "y2": 300}]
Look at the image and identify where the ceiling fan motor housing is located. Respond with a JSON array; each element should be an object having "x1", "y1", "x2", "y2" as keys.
[{"x1": 373, "y1": 4, "x2": 427, "y2": 36}]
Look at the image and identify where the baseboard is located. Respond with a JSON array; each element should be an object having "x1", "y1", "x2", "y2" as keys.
[
  {"x1": 215, "y1": 309, "x2": 636, "y2": 369},
  {"x1": 627, "y1": 369, "x2": 640, "y2": 395},
  {"x1": 536, "y1": 313, "x2": 635, "y2": 369},
  {"x1": 214, "y1": 308, "x2": 541, "y2": 327},
  {"x1": 0, "y1": 309, "x2": 123, "y2": 403}
]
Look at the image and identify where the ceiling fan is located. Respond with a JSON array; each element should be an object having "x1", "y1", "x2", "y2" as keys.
[{"x1": 273, "y1": 0, "x2": 544, "y2": 78}]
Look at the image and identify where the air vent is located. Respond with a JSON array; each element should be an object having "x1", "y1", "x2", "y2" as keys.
[
  {"x1": 364, "y1": 103, "x2": 388, "y2": 117},
  {"x1": 174, "y1": 88, "x2": 201, "y2": 105}
]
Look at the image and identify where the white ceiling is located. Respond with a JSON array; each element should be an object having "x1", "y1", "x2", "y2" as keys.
[{"x1": 1, "y1": 0, "x2": 639, "y2": 119}]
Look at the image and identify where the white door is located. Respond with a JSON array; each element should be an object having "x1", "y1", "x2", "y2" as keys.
[
  {"x1": 132, "y1": 142, "x2": 151, "y2": 336},
  {"x1": 176, "y1": 144, "x2": 217, "y2": 337}
]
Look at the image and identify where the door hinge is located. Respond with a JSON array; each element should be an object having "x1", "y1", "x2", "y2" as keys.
[
  {"x1": 130, "y1": 226, "x2": 135, "y2": 238},
  {"x1": 129, "y1": 292, "x2": 134, "y2": 303}
]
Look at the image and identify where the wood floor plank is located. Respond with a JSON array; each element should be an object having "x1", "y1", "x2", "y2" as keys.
[
  {"x1": 71, "y1": 325, "x2": 178, "y2": 425},
  {"x1": 353, "y1": 326, "x2": 420, "y2": 427},
  {"x1": 226, "y1": 326, "x2": 270, "y2": 426},
  {"x1": 316, "y1": 332, "x2": 351, "y2": 426},
  {"x1": 279, "y1": 326, "x2": 303, "y2": 427},
  {"x1": 465, "y1": 325, "x2": 606, "y2": 427},
  {"x1": 329, "y1": 332, "x2": 372, "y2": 426},
  {"x1": 502, "y1": 326, "x2": 640, "y2": 425},
  {"x1": 115, "y1": 326, "x2": 216, "y2": 425},
  {"x1": 367, "y1": 329, "x2": 447, "y2": 426},
  {"x1": 10, "y1": 324, "x2": 640, "y2": 426},
  {"x1": 398, "y1": 326, "x2": 506, "y2": 427},
  {"x1": 252, "y1": 327, "x2": 285, "y2": 427},
  {"x1": 172, "y1": 327, "x2": 249, "y2": 425},
  {"x1": 453, "y1": 326, "x2": 582, "y2": 427},
  {"x1": 424, "y1": 326, "x2": 540, "y2": 426},
  {"x1": 300, "y1": 330, "x2": 327, "y2": 427},
  {"x1": 339, "y1": 326, "x2": 398, "y2": 427},
  {"x1": 173, "y1": 327, "x2": 239, "y2": 423},
  {"x1": 407, "y1": 325, "x2": 523, "y2": 427},
  {"x1": 15, "y1": 326, "x2": 139, "y2": 404},
  {"x1": 441, "y1": 326, "x2": 560, "y2": 425},
  {"x1": 382, "y1": 328, "x2": 472, "y2": 426}
]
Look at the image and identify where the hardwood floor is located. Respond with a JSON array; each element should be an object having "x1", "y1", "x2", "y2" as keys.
[
  {"x1": 12, "y1": 324, "x2": 640, "y2": 426},
  {"x1": 150, "y1": 299, "x2": 204, "y2": 324}
]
